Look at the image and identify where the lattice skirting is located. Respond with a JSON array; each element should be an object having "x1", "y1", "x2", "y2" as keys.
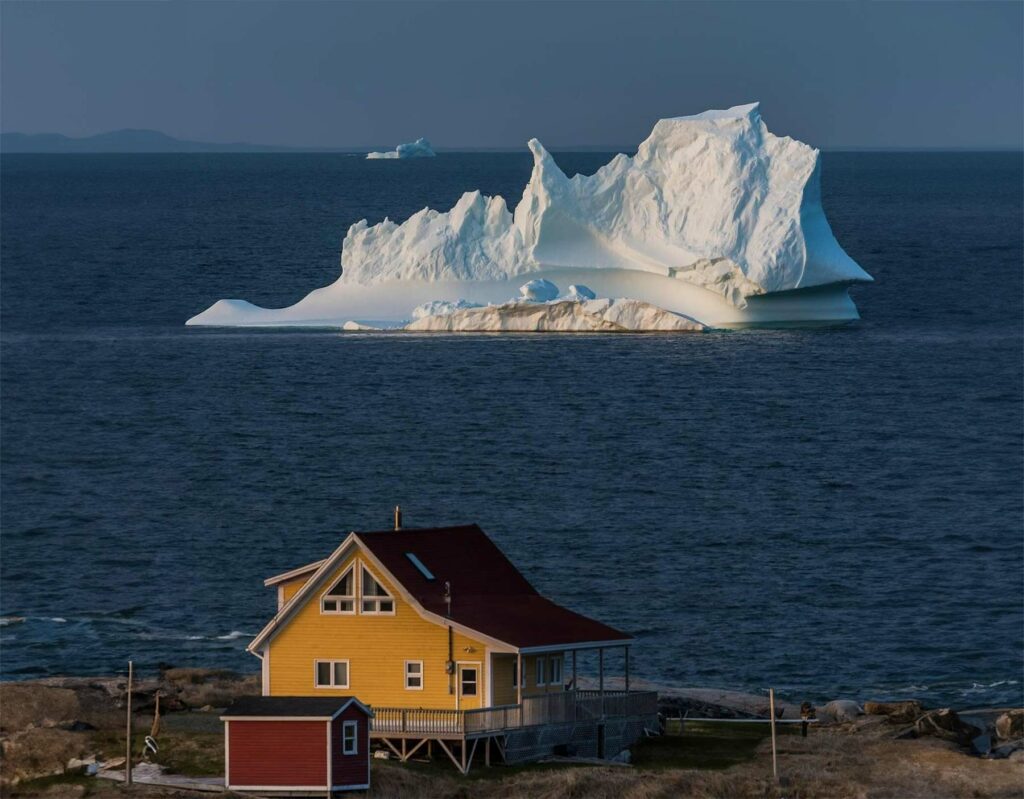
[{"x1": 502, "y1": 714, "x2": 658, "y2": 764}]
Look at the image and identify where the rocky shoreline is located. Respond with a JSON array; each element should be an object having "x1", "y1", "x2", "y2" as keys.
[{"x1": 2, "y1": 668, "x2": 1022, "y2": 797}]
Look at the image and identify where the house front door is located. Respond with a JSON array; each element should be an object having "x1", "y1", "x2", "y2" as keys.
[{"x1": 456, "y1": 662, "x2": 481, "y2": 710}]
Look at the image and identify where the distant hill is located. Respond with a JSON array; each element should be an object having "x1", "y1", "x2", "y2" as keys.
[
  {"x1": 0, "y1": 129, "x2": 352, "y2": 153},
  {"x1": 1, "y1": 129, "x2": 642, "y2": 154}
]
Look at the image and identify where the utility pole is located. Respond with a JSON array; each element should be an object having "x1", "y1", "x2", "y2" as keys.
[{"x1": 126, "y1": 661, "x2": 133, "y2": 786}]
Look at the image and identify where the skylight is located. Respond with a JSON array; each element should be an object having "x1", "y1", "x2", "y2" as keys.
[{"x1": 405, "y1": 552, "x2": 435, "y2": 580}]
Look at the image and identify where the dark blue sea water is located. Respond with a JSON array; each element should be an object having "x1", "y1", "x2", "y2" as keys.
[{"x1": 2, "y1": 152, "x2": 1021, "y2": 709}]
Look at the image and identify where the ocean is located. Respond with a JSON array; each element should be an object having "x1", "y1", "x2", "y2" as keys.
[{"x1": 1, "y1": 151, "x2": 1021, "y2": 709}]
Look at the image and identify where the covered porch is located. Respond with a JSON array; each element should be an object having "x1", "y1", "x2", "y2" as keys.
[
  {"x1": 508, "y1": 642, "x2": 636, "y2": 704},
  {"x1": 370, "y1": 644, "x2": 655, "y2": 774}
]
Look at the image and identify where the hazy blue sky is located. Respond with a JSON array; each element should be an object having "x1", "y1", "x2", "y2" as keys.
[{"x1": 2, "y1": 1, "x2": 1021, "y2": 149}]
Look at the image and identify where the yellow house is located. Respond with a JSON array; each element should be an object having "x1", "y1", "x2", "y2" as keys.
[
  {"x1": 248, "y1": 523, "x2": 633, "y2": 711},
  {"x1": 246, "y1": 522, "x2": 657, "y2": 771}
]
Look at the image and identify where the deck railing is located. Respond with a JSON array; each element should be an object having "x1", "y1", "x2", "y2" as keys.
[
  {"x1": 372, "y1": 706, "x2": 466, "y2": 735},
  {"x1": 370, "y1": 689, "x2": 658, "y2": 737}
]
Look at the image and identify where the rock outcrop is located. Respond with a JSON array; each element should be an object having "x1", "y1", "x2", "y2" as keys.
[{"x1": 864, "y1": 700, "x2": 924, "y2": 724}]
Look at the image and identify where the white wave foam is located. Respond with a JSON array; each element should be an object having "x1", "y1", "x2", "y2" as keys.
[{"x1": 215, "y1": 630, "x2": 252, "y2": 641}]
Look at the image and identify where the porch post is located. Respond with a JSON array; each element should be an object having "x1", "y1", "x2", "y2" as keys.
[
  {"x1": 624, "y1": 645, "x2": 630, "y2": 692},
  {"x1": 572, "y1": 650, "x2": 577, "y2": 690},
  {"x1": 598, "y1": 648, "x2": 604, "y2": 695},
  {"x1": 516, "y1": 653, "x2": 522, "y2": 706}
]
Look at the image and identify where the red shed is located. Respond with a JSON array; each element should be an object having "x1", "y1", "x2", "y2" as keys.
[{"x1": 222, "y1": 696, "x2": 372, "y2": 796}]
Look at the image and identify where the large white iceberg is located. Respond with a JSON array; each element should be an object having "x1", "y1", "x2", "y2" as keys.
[
  {"x1": 366, "y1": 137, "x2": 436, "y2": 160},
  {"x1": 189, "y1": 103, "x2": 871, "y2": 330}
]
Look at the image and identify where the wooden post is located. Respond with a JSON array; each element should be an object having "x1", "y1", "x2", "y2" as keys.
[
  {"x1": 624, "y1": 646, "x2": 630, "y2": 692},
  {"x1": 516, "y1": 654, "x2": 522, "y2": 706},
  {"x1": 125, "y1": 660, "x2": 133, "y2": 786},
  {"x1": 769, "y1": 688, "x2": 778, "y2": 780},
  {"x1": 598, "y1": 648, "x2": 604, "y2": 716},
  {"x1": 572, "y1": 650, "x2": 577, "y2": 690}
]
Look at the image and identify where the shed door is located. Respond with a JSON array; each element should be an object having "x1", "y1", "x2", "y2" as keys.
[{"x1": 456, "y1": 663, "x2": 480, "y2": 710}]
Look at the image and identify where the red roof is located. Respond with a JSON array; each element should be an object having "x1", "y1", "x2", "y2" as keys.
[{"x1": 357, "y1": 525, "x2": 631, "y2": 649}]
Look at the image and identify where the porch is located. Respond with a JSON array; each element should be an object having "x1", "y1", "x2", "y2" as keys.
[{"x1": 370, "y1": 689, "x2": 659, "y2": 773}]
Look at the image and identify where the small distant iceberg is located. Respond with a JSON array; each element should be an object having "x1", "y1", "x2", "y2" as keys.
[{"x1": 366, "y1": 137, "x2": 436, "y2": 160}]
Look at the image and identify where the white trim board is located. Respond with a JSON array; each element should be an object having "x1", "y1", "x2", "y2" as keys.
[
  {"x1": 223, "y1": 720, "x2": 230, "y2": 786},
  {"x1": 519, "y1": 639, "x2": 633, "y2": 654},
  {"x1": 264, "y1": 559, "x2": 328, "y2": 587},
  {"x1": 227, "y1": 786, "x2": 329, "y2": 792},
  {"x1": 325, "y1": 719, "x2": 332, "y2": 790}
]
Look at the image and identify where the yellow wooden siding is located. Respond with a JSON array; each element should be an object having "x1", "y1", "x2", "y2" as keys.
[
  {"x1": 267, "y1": 550, "x2": 492, "y2": 709},
  {"x1": 279, "y1": 577, "x2": 308, "y2": 605},
  {"x1": 491, "y1": 653, "x2": 566, "y2": 706}
]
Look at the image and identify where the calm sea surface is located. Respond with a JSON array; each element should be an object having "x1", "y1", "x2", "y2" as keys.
[{"x1": 1, "y1": 152, "x2": 1021, "y2": 708}]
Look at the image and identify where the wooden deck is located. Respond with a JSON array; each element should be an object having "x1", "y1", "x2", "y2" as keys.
[{"x1": 371, "y1": 689, "x2": 657, "y2": 738}]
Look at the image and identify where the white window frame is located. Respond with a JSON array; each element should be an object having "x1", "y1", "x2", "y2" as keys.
[
  {"x1": 314, "y1": 659, "x2": 350, "y2": 689},
  {"x1": 459, "y1": 665, "x2": 479, "y2": 698},
  {"x1": 535, "y1": 656, "x2": 546, "y2": 686},
  {"x1": 358, "y1": 562, "x2": 396, "y2": 616},
  {"x1": 342, "y1": 720, "x2": 358, "y2": 755},
  {"x1": 404, "y1": 660, "x2": 424, "y2": 691},
  {"x1": 320, "y1": 565, "x2": 356, "y2": 615},
  {"x1": 549, "y1": 655, "x2": 563, "y2": 687}
]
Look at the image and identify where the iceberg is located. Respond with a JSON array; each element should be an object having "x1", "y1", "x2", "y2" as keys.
[
  {"x1": 366, "y1": 137, "x2": 436, "y2": 160},
  {"x1": 407, "y1": 297, "x2": 704, "y2": 333},
  {"x1": 188, "y1": 103, "x2": 871, "y2": 331}
]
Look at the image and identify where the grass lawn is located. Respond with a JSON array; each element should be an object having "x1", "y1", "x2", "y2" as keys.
[
  {"x1": 374, "y1": 722, "x2": 772, "y2": 781},
  {"x1": 635, "y1": 718, "x2": 808, "y2": 770}
]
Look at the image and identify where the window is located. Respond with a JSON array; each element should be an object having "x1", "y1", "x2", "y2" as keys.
[
  {"x1": 512, "y1": 658, "x2": 522, "y2": 688},
  {"x1": 342, "y1": 720, "x2": 358, "y2": 755},
  {"x1": 549, "y1": 656, "x2": 563, "y2": 686},
  {"x1": 460, "y1": 667, "x2": 477, "y2": 696},
  {"x1": 314, "y1": 660, "x2": 349, "y2": 689},
  {"x1": 321, "y1": 567, "x2": 355, "y2": 614},
  {"x1": 405, "y1": 552, "x2": 435, "y2": 580},
  {"x1": 535, "y1": 657, "x2": 546, "y2": 686},
  {"x1": 405, "y1": 661, "x2": 423, "y2": 690},
  {"x1": 360, "y1": 566, "x2": 394, "y2": 614}
]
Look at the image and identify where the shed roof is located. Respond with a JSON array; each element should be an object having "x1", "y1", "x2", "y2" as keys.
[{"x1": 223, "y1": 696, "x2": 371, "y2": 719}]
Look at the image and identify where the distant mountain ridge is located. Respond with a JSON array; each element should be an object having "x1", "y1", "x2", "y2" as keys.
[
  {"x1": 0, "y1": 129, "x2": 352, "y2": 153},
  {"x1": 3, "y1": 129, "x2": 1016, "y2": 154},
  {"x1": 0, "y1": 129, "x2": 639, "y2": 154}
]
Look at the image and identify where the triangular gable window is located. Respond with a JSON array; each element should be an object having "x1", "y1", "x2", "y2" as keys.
[
  {"x1": 321, "y1": 566, "x2": 355, "y2": 614},
  {"x1": 360, "y1": 565, "x2": 394, "y2": 614}
]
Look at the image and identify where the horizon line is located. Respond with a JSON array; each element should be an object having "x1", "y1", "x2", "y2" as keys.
[{"x1": 2, "y1": 130, "x2": 1021, "y2": 155}]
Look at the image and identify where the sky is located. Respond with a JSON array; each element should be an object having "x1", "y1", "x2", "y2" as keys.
[{"x1": 1, "y1": 1, "x2": 1022, "y2": 150}]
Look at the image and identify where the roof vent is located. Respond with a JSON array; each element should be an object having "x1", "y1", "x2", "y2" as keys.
[
  {"x1": 393, "y1": 505, "x2": 402, "y2": 530},
  {"x1": 405, "y1": 552, "x2": 434, "y2": 581}
]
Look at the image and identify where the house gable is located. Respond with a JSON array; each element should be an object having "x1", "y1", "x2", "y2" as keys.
[
  {"x1": 261, "y1": 543, "x2": 497, "y2": 709},
  {"x1": 251, "y1": 534, "x2": 518, "y2": 657}
]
